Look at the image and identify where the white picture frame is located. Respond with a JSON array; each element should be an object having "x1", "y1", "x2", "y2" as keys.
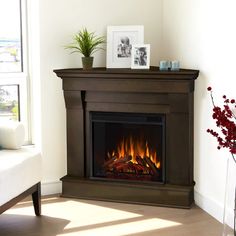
[
  {"x1": 131, "y1": 44, "x2": 150, "y2": 69},
  {"x1": 106, "y1": 25, "x2": 144, "y2": 68}
]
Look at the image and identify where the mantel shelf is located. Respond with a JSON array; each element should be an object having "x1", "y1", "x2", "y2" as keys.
[{"x1": 54, "y1": 66, "x2": 199, "y2": 81}]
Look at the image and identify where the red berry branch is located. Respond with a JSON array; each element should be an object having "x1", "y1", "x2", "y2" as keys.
[{"x1": 206, "y1": 87, "x2": 236, "y2": 163}]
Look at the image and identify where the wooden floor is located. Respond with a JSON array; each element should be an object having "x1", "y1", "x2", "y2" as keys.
[{"x1": 0, "y1": 196, "x2": 223, "y2": 236}]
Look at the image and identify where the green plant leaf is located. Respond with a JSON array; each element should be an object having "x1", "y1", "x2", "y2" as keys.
[{"x1": 65, "y1": 28, "x2": 106, "y2": 57}]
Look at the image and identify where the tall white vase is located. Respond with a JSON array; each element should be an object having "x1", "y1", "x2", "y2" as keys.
[{"x1": 223, "y1": 156, "x2": 236, "y2": 236}]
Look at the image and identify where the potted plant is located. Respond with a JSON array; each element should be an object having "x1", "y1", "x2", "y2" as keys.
[{"x1": 65, "y1": 28, "x2": 105, "y2": 70}]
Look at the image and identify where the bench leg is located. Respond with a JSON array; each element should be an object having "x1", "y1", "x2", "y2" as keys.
[{"x1": 32, "y1": 182, "x2": 41, "y2": 216}]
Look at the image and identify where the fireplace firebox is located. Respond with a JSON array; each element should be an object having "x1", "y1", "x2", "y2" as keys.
[
  {"x1": 91, "y1": 112, "x2": 165, "y2": 183},
  {"x1": 54, "y1": 67, "x2": 199, "y2": 208}
]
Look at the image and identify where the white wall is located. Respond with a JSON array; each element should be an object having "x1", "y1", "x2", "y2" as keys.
[
  {"x1": 32, "y1": 0, "x2": 163, "y2": 194},
  {"x1": 163, "y1": 0, "x2": 236, "y2": 223}
]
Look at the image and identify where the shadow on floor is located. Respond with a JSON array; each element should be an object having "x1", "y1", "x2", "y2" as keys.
[{"x1": 0, "y1": 214, "x2": 70, "y2": 236}]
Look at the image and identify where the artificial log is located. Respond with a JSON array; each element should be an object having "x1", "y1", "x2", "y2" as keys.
[
  {"x1": 134, "y1": 164, "x2": 150, "y2": 174},
  {"x1": 113, "y1": 162, "x2": 128, "y2": 170},
  {"x1": 143, "y1": 156, "x2": 159, "y2": 177},
  {"x1": 112, "y1": 155, "x2": 132, "y2": 166},
  {"x1": 113, "y1": 163, "x2": 126, "y2": 172},
  {"x1": 135, "y1": 164, "x2": 146, "y2": 174},
  {"x1": 136, "y1": 156, "x2": 147, "y2": 166},
  {"x1": 103, "y1": 155, "x2": 117, "y2": 168},
  {"x1": 114, "y1": 162, "x2": 135, "y2": 173},
  {"x1": 104, "y1": 153, "x2": 160, "y2": 179},
  {"x1": 134, "y1": 164, "x2": 144, "y2": 172}
]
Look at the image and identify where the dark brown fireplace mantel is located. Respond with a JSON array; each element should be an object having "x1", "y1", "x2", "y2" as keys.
[{"x1": 54, "y1": 66, "x2": 199, "y2": 208}]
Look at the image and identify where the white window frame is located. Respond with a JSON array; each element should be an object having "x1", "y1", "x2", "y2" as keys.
[{"x1": 0, "y1": 0, "x2": 31, "y2": 143}]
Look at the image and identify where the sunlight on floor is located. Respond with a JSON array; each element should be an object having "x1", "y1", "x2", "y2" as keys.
[
  {"x1": 7, "y1": 199, "x2": 183, "y2": 236},
  {"x1": 1, "y1": 196, "x2": 224, "y2": 236},
  {"x1": 5, "y1": 198, "x2": 182, "y2": 236},
  {"x1": 7, "y1": 199, "x2": 141, "y2": 224},
  {"x1": 57, "y1": 200, "x2": 142, "y2": 228},
  {"x1": 60, "y1": 218, "x2": 181, "y2": 236}
]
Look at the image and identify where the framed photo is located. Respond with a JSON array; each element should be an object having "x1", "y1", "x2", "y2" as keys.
[
  {"x1": 131, "y1": 44, "x2": 150, "y2": 69},
  {"x1": 106, "y1": 25, "x2": 144, "y2": 68}
]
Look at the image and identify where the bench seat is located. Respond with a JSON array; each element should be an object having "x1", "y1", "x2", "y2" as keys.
[{"x1": 0, "y1": 146, "x2": 42, "y2": 215}]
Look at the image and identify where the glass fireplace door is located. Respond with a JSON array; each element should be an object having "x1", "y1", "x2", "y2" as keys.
[{"x1": 91, "y1": 112, "x2": 165, "y2": 183}]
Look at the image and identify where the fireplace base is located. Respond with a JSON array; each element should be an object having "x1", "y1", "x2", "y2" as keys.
[{"x1": 61, "y1": 176, "x2": 194, "y2": 208}]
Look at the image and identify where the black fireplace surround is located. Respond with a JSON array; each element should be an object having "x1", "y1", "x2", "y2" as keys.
[{"x1": 54, "y1": 67, "x2": 199, "y2": 208}]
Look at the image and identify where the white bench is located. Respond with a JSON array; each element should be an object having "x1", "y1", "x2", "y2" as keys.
[
  {"x1": 0, "y1": 122, "x2": 42, "y2": 216},
  {"x1": 0, "y1": 146, "x2": 42, "y2": 215}
]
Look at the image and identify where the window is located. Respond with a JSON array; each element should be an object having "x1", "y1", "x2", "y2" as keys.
[{"x1": 0, "y1": 0, "x2": 30, "y2": 142}]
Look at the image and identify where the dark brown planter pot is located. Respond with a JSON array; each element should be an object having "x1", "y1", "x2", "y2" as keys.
[{"x1": 82, "y1": 57, "x2": 94, "y2": 70}]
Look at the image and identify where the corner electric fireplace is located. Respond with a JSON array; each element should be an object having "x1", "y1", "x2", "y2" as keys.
[{"x1": 54, "y1": 67, "x2": 199, "y2": 208}]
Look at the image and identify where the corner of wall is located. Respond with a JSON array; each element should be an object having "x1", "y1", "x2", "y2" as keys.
[{"x1": 194, "y1": 189, "x2": 223, "y2": 223}]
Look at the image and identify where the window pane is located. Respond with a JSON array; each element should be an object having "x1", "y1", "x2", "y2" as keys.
[
  {"x1": 0, "y1": 0, "x2": 22, "y2": 72},
  {"x1": 0, "y1": 85, "x2": 20, "y2": 121}
]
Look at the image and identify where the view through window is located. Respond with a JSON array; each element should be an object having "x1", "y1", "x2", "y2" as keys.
[
  {"x1": 0, "y1": 85, "x2": 20, "y2": 121},
  {"x1": 0, "y1": 0, "x2": 22, "y2": 73},
  {"x1": 0, "y1": 0, "x2": 29, "y2": 141}
]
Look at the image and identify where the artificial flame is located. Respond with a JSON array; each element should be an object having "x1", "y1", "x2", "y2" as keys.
[{"x1": 107, "y1": 136, "x2": 160, "y2": 169}]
